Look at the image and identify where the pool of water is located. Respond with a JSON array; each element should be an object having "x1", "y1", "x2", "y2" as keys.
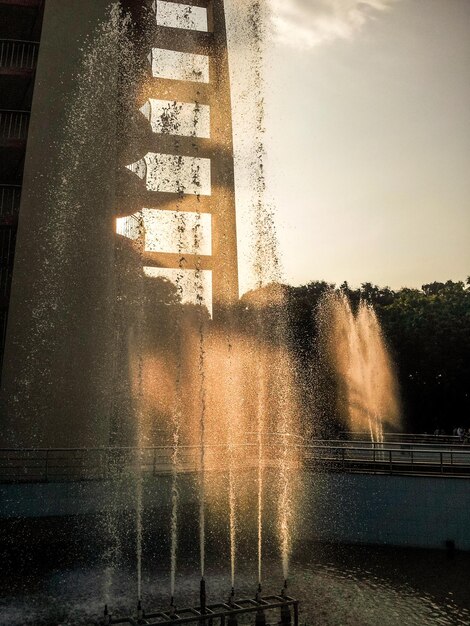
[{"x1": 1, "y1": 540, "x2": 469, "y2": 625}]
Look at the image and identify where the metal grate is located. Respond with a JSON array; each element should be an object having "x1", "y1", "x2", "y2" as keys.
[
  {"x1": 0, "y1": 40, "x2": 39, "y2": 71},
  {"x1": 98, "y1": 588, "x2": 299, "y2": 626},
  {"x1": 0, "y1": 184, "x2": 21, "y2": 217},
  {"x1": 0, "y1": 309, "x2": 7, "y2": 374},
  {"x1": 0, "y1": 110, "x2": 30, "y2": 141},
  {"x1": 0, "y1": 227, "x2": 16, "y2": 296}
]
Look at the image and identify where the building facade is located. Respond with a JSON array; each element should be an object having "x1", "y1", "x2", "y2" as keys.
[
  {"x1": 0, "y1": 0, "x2": 239, "y2": 447},
  {"x1": 0, "y1": 0, "x2": 45, "y2": 375}
]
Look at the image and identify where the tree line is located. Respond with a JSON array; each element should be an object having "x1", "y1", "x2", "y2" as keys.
[{"x1": 277, "y1": 278, "x2": 470, "y2": 434}]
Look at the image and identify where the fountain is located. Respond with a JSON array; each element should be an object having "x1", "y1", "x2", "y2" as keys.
[
  {"x1": 78, "y1": 0, "x2": 303, "y2": 621},
  {"x1": 318, "y1": 291, "x2": 401, "y2": 442},
  {"x1": 2, "y1": 2, "x2": 470, "y2": 625}
]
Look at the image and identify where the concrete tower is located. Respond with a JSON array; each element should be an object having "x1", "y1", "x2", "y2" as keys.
[
  {"x1": 0, "y1": 0, "x2": 239, "y2": 447},
  {"x1": 0, "y1": 0, "x2": 45, "y2": 377},
  {"x1": 119, "y1": 0, "x2": 239, "y2": 317}
]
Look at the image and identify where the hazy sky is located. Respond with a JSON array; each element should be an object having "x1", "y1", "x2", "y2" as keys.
[{"x1": 229, "y1": 0, "x2": 470, "y2": 293}]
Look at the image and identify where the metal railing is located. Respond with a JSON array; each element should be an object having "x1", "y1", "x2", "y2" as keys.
[
  {"x1": 0, "y1": 110, "x2": 30, "y2": 141},
  {"x1": 312, "y1": 438, "x2": 470, "y2": 453},
  {"x1": 1, "y1": 441, "x2": 470, "y2": 483},
  {"x1": 0, "y1": 40, "x2": 39, "y2": 71},
  {"x1": 345, "y1": 431, "x2": 468, "y2": 446},
  {"x1": 304, "y1": 443, "x2": 470, "y2": 476},
  {"x1": 0, "y1": 444, "x2": 274, "y2": 483},
  {"x1": 99, "y1": 592, "x2": 299, "y2": 626},
  {"x1": 0, "y1": 184, "x2": 21, "y2": 217}
]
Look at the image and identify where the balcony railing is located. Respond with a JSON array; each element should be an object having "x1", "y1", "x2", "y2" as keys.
[
  {"x1": 0, "y1": 40, "x2": 39, "y2": 72},
  {"x1": 0, "y1": 0, "x2": 43, "y2": 7},
  {"x1": 0, "y1": 109, "x2": 29, "y2": 142},
  {"x1": 0, "y1": 184, "x2": 21, "y2": 218}
]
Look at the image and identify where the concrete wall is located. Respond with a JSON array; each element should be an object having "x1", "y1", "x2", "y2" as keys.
[
  {"x1": 301, "y1": 472, "x2": 470, "y2": 552},
  {"x1": 1, "y1": 472, "x2": 469, "y2": 552},
  {"x1": 1, "y1": 0, "x2": 120, "y2": 447}
]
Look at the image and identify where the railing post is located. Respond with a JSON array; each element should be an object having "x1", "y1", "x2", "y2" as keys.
[
  {"x1": 440, "y1": 451, "x2": 443, "y2": 474},
  {"x1": 153, "y1": 447, "x2": 157, "y2": 477},
  {"x1": 342, "y1": 446, "x2": 345, "y2": 470},
  {"x1": 389, "y1": 449, "x2": 392, "y2": 474}
]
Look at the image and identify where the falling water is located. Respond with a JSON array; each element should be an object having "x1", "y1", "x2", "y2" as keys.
[
  {"x1": 134, "y1": 212, "x2": 146, "y2": 605},
  {"x1": 228, "y1": 392, "x2": 237, "y2": 588},
  {"x1": 1, "y1": 0, "x2": 313, "y2": 618},
  {"x1": 6, "y1": 2, "x2": 136, "y2": 443},
  {"x1": 223, "y1": 338, "x2": 238, "y2": 589},
  {"x1": 197, "y1": 270, "x2": 207, "y2": 580},
  {"x1": 244, "y1": 0, "x2": 300, "y2": 583},
  {"x1": 256, "y1": 374, "x2": 265, "y2": 585},
  {"x1": 319, "y1": 292, "x2": 401, "y2": 441},
  {"x1": 164, "y1": 55, "x2": 194, "y2": 598},
  {"x1": 278, "y1": 439, "x2": 291, "y2": 580},
  {"x1": 188, "y1": 160, "x2": 208, "y2": 579},
  {"x1": 246, "y1": 0, "x2": 270, "y2": 586},
  {"x1": 135, "y1": 461, "x2": 144, "y2": 601},
  {"x1": 276, "y1": 347, "x2": 295, "y2": 582},
  {"x1": 28, "y1": 2, "x2": 141, "y2": 605},
  {"x1": 114, "y1": 0, "x2": 302, "y2": 605},
  {"x1": 169, "y1": 212, "x2": 186, "y2": 600},
  {"x1": 169, "y1": 410, "x2": 181, "y2": 599}
]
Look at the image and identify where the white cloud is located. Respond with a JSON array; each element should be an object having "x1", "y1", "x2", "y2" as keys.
[{"x1": 269, "y1": 0, "x2": 398, "y2": 49}]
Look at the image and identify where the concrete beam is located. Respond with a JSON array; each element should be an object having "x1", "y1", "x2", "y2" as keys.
[
  {"x1": 139, "y1": 76, "x2": 211, "y2": 107},
  {"x1": 142, "y1": 250, "x2": 213, "y2": 271},
  {"x1": 150, "y1": 25, "x2": 214, "y2": 55}
]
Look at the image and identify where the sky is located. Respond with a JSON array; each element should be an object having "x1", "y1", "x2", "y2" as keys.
[{"x1": 227, "y1": 0, "x2": 470, "y2": 293}]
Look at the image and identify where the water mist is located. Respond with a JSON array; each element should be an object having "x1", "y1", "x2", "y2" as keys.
[{"x1": 319, "y1": 292, "x2": 401, "y2": 441}]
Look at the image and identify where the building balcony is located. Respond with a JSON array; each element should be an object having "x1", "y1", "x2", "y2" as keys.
[
  {"x1": 0, "y1": 39, "x2": 39, "y2": 75},
  {"x1": 0, "y1": 183, "x2": 20, "y2": 221},
  {"x1": 0, "y1": 0, "x2": 44, "y2": 42},
  {"x1": 0, "y1": 0, "x2": 43, "y2": 7},
  {"x1": 0, "y1": 109, "x2": 29, "y2": 146},
  {"x1": 0, "y1": 226, "x2": 16, "y2": 296},
  {"x1": 0, "y1": 111, "x2": 28, "y2": 182}
]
